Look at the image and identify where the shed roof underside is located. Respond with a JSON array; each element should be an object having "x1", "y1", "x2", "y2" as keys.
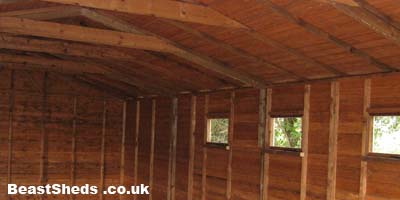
[{"x1": 1, "y1": 0, "x2": 400, "y2": 97}]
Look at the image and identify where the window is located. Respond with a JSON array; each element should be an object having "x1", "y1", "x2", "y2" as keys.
[
  {"x1": 371, "y1": 116, "x2": 400, "y2": 155},
  {"x1": 207, "y1": 118, "x2": 229, "y2": 145},
  {"x1": 271, "y1": 117, "x2": 302, "y2": 149}
]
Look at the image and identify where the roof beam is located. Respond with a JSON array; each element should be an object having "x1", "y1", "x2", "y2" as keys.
[
  {"x1": 0, "y1": 0, "x2": 28, "y2": 4},
  {"x1": 0, "y1": 5, "x2": 81, "y2": 20},
  {"x1": 80, "y1": 10, "x2": 266, "y2": 87},
  {"x1": 0, "y1": 34, "x2": 211, "y2": 91},
  {"x1": 0, "y1": 33, "x2": 139, "y2": 61},
  {"x1": 325, "y1": 0, "x2": 400, "y2": 47},
  {"x1": 0, "y1": 16, "x2": 264, "y2": 87},
  {"x1": 0, "y1": 16, "x2": 178, "y2": 52},
  {"x1": 314, "y1": 0, "x2": 359, "y2": 7},
  {"x1": 40, "y1": 0, "x2": 246, "y2": 28},
  {"x1": 257, "y1": 0, "x2": 399, "y2": 72}
]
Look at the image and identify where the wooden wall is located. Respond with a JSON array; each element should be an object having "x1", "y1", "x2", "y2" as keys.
[
  {"x1": 2, "y1": 69, "x2": 400, "y2": 200},
  {"x1": 128, "y1": 74, "x2": 400, "y2": 200},
  {"x1": 0, "y1": 69, "x2": 125, "y2": 200}
]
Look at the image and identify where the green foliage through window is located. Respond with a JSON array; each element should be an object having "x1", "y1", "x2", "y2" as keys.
[
  {"x1": 208, "y1": 118, "x2": 229, "y2": 144},
  {"x1": 372, "y1": 116, "x2": 400, "y2": 154},
  {"x1": 272, "y1": 117, "x2": 302, "y2": 148}
]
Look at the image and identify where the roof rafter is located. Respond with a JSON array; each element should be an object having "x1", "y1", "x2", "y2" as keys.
[
  {"x1": 324, "y1": 0, "x2": 400, "y2": 47},
  {"x1": 314, "y1": 0, "x2": 359, "y2": 6},
  {"x1": 0, "y1": 6, "x2": 231, "y2": 89},
  {"x1": 79, "y1": 9, "x2": 267, "y2": 87},
  {"x1": 39, "y1": 0, "x2": 246, "y2": 28},
  {"x1": 0, "y1": 16, "x2": 265, "y2": 87},
  {"x1": 0, "y1": 5, "x2": 81, "y2": 20},
  {"x1": 257, "y1": 0, "x2": 399, "y2": 72},
  {"x1": 0, "y1": 34, "x2": 214, "y2": 91}
]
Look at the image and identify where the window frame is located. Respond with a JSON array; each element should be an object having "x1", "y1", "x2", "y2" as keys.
[
  {"x1": 368, "y1": 114, "x2": 400, "y2": 159},
  {"x1": 206, "y1": 112, "x2": 230, "y2": 148},
  {"x1": 269, "y1": 116, "x2": 303, "y2": 151}
]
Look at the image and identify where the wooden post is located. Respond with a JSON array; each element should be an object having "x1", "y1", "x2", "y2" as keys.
[
  {"x1": 168, "y1": 97, "x2": 178, "y2": 200},
  {"x1": 300, "y1": 84, "x2": 310, "y2": 200},
  {"x1": 226, "y1": 92, "x2": 235, "y2": 200},
  {"x1": 264, "y1": 88, "x2": 273, "y2": 200},
  {"x1": 201, "y1": 95, "x2": 209, "y2": 200},
  {"x1": 187, "y1": 95, "x2": 197, "y2": 200},
  {"x1": 71, "y1": 96, "x2": 77, "y2": 200},
  {"x1": 327, "y1": 81, "x2": 340, "y2": 200},
  {"x1": 133, "y1": 101, "x2": 140, "y2": 200},
  {"x1": 149, "y1": 99, "x2": 156, "y2": 200},
  {"x1": 7, "y1": 70, "x2": 15, "y2": 200},
  {"x1": 100, "y1": 100, "x2": 107, "y2": 200},
  {"x1": 120, "y1": 101, "x2": 127, "y2": 200},
  {"x1": 39, "y1": 72, "x2": 48, "y2": 200},
  {"x1": 359, "y1": 79, "x2": 371, "y2": 200},
  {"x1": 258, "y1": 88, "x2": 266, "y2": 200}
]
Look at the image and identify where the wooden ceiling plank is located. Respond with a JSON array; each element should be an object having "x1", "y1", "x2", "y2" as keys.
[
  {"x1": 327, "y1": 1, "x2": 400, "y2": 48},
  {"x1": 39, "y1": 0, "x2": 246, "y2": 28},
  {"x1": 0, "y1": 6, "x2": 81, "y2": 20},
  {"x1": 164, "y1": 19, "x2": 310, "y2": 81},
  {"x1": 257, "y1": 0, "x2": 399, "y2": 72},
  {"x1": 0, "y1": 52, "x2": 108, "y2": 74},
  {"x1": 80, "y1": 10, "x2": 267, "y2": 87},
  {"x1": 0, "y1": 51, "x2": 173, "y2": 95},
  {"x1": 75, "y1": 75, "x2": 137, "y2": 98},
  {"x1": 245, "y1": 30, "x2": 346, "y2": 76}
]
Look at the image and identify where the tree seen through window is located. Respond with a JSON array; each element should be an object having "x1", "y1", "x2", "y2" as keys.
[
  {"x1": 372, "y1": 116, "x2": 400, "y2": 155},
  {"x1": 208, "y1": 118, "x2": 229, "y2": 144},
  {"x1": 272, "y1": 117, "x2": 302, "y2": 148}
]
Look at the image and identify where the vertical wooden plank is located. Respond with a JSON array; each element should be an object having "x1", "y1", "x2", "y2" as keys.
[
  {"x1": 263, "y1": 88, "x2": 272, "y2": 200},
  {"x1": 100, "y1": 100, "x2": 107, "y2": 200},
  {"x1": 149, "y1": 99, "x2": 156, "y2": 200},
  {"x1": 187, "y1": 95, "x2": 197, "y2": 200},
  {"x1": 226, "y1": 92, "x2": 235, "y2": 200},
  {"x1": 258, "y1": 89, "x2": 266, "y2": 200},
  {"x1": 133, "y1": 100, "x2": 140, "y2": 200},
  {"x1": 120, "y1": 101, "x2": 127, "y2": 200},
  {"x1": 327, "y1": 81, "x2": 340, "y2": 200},
  {"x1": 359, "y1": 79, "x2": 371, "y2": 200},
  {"x1": 7, "y1": 70, "x2": 15, "y2": 200},
  {"x1": 300, "y1": 84, "x2": 310, "y2": 200},
  {"x1": 201, "y1": 95, "x2": 209, "y2": 200},
  {"x1": 71, "y1": 96, "x2": 77, "y2": 200},
  {"x1": 39, "y1": 72, "x2": 48, "y2": 200},
  {"x1": 168, "y1": 97, "x2": 178, "y2": 200}
]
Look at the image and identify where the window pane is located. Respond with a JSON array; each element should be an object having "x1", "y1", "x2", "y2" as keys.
[
  {"x1": 209, "y1": 118, "x2": 229, "y2": 144},
  {"x1": 372, "y1": 116, "x2": 400, "y2": 154},
  {"x1": 272, "y1": 117, "x2": 302, "y2": 148}
]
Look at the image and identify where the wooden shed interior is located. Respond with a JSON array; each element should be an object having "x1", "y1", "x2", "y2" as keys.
[{"x1": 1, "y1": 0, "x2": 400, "y2": 199}]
